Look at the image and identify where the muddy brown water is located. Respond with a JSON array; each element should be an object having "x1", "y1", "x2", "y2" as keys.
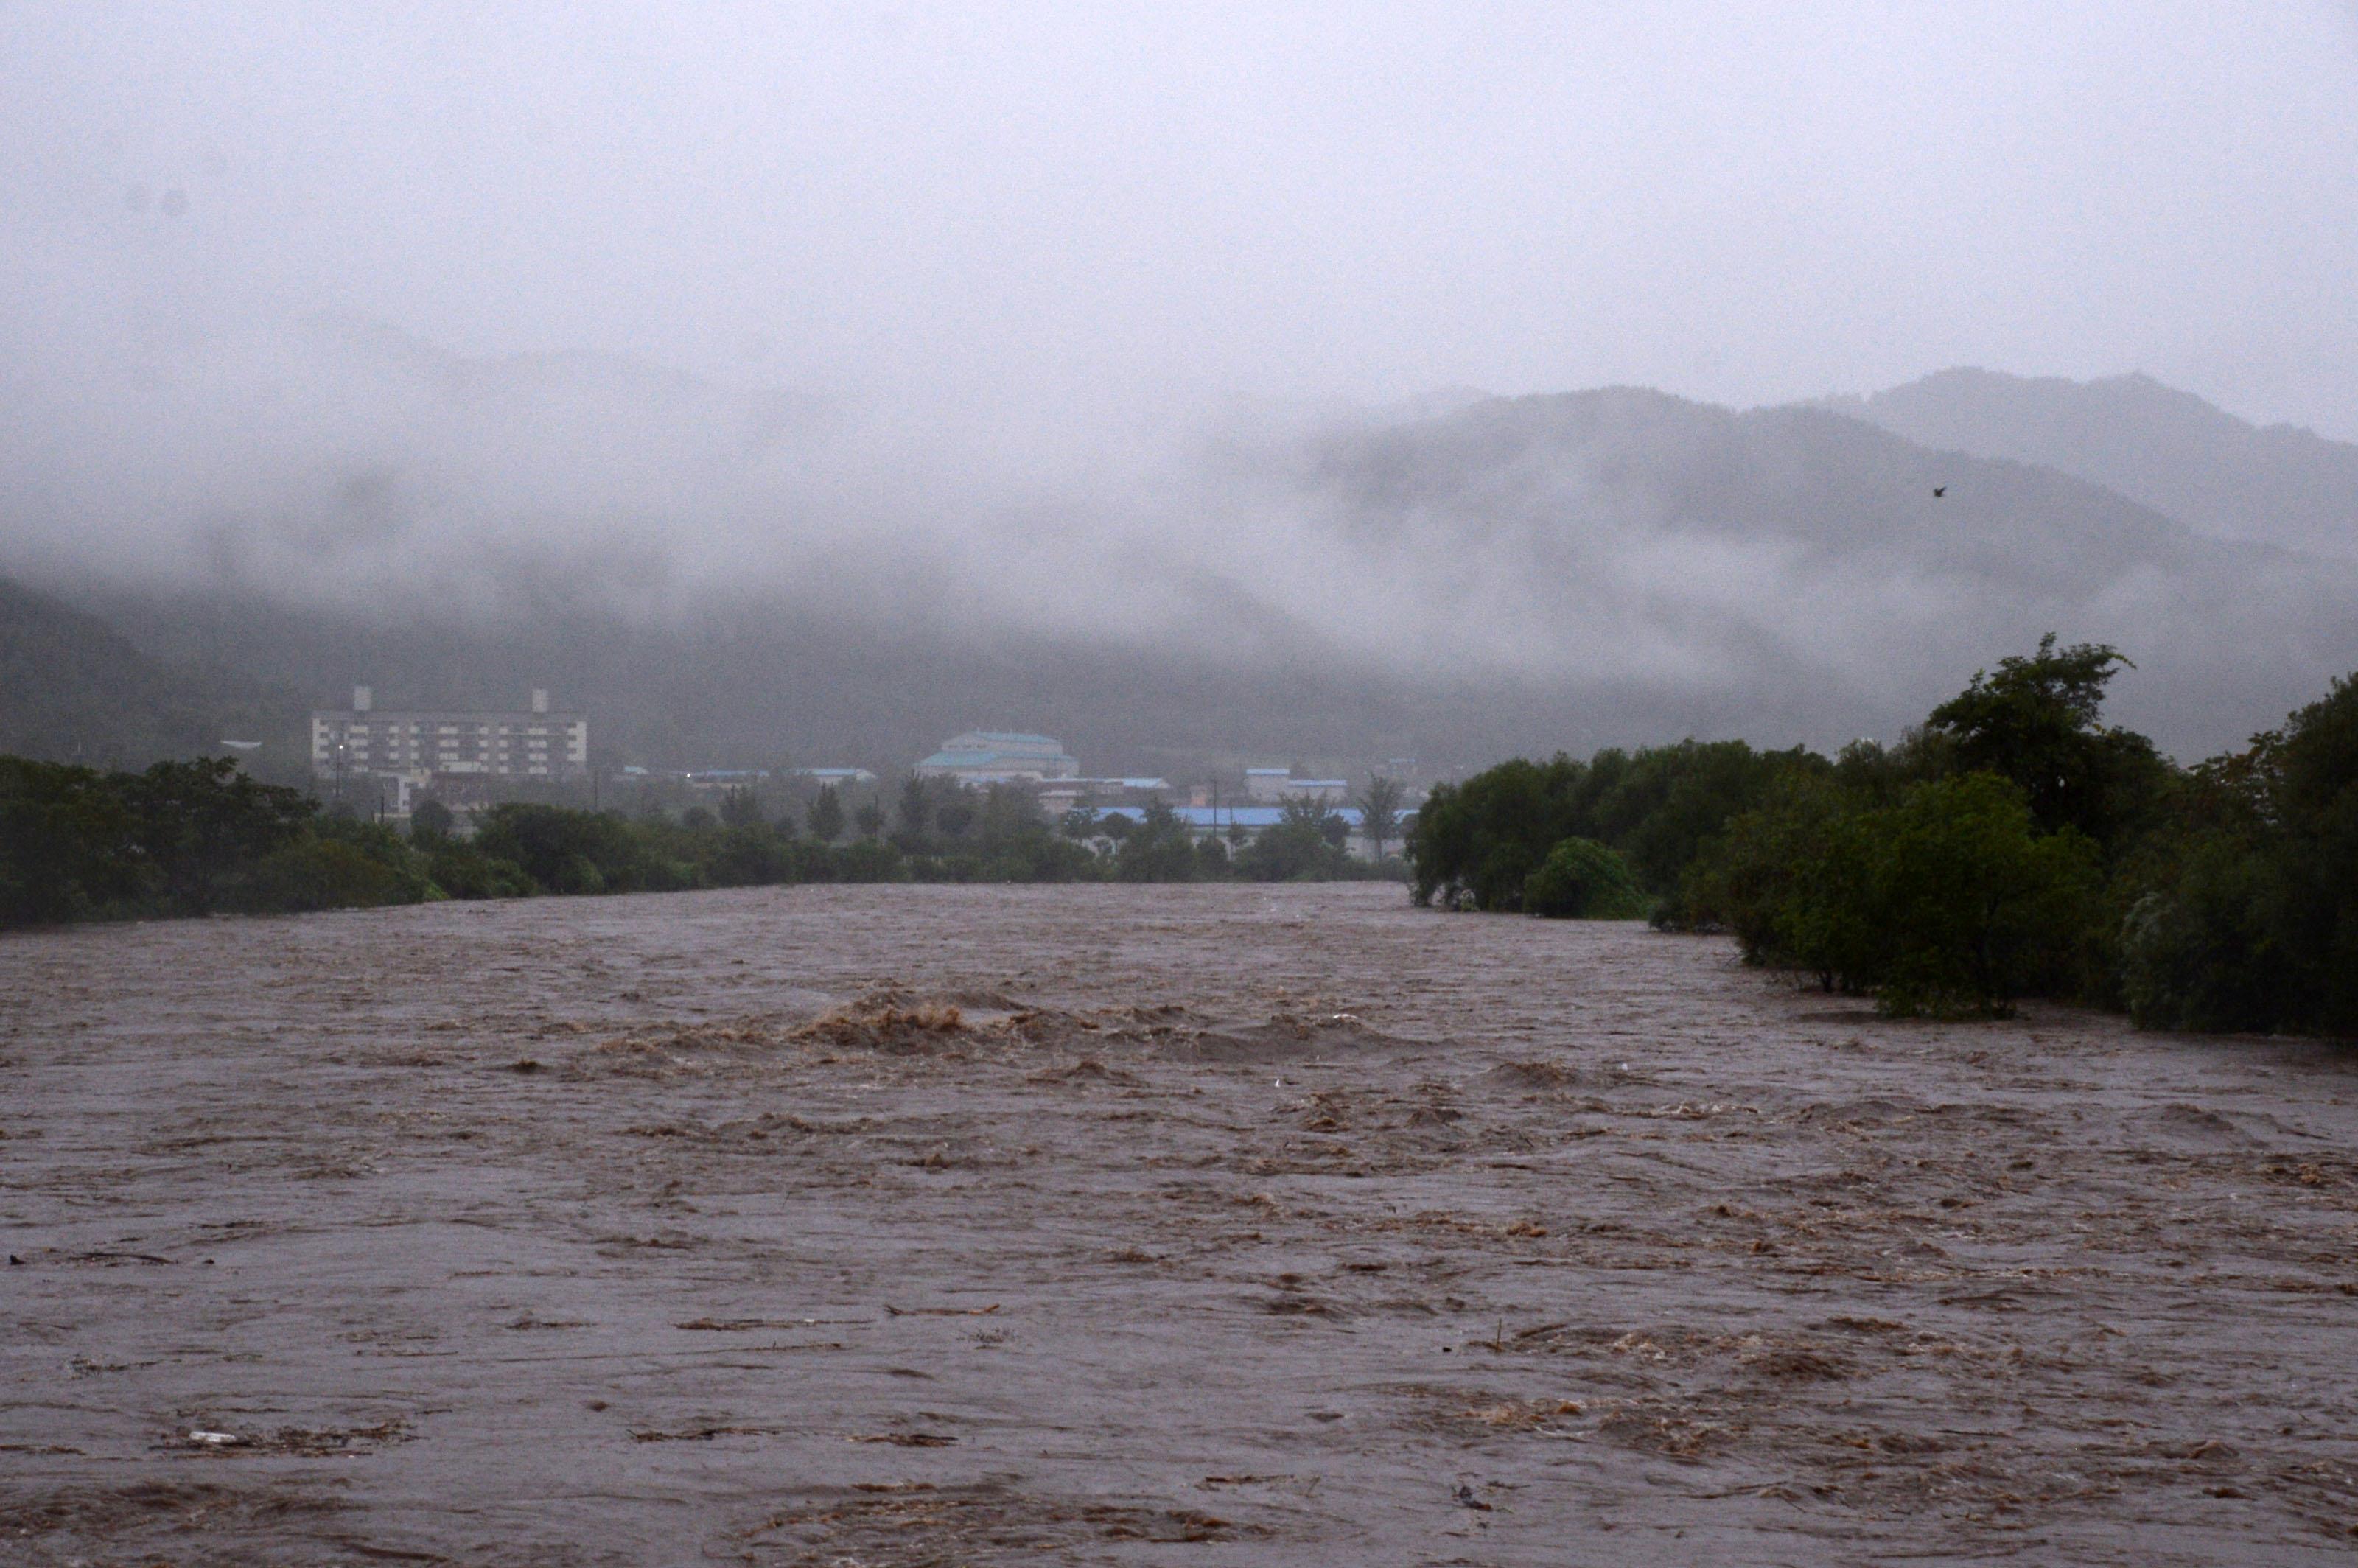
[{"x1": 4, "y1": 883, "x2": 2357, "y2": 1565}]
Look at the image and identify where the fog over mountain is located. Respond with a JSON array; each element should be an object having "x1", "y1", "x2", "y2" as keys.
[
  {"x1": 7, "y1": 325, "x2": 2353, "y2": 771},
  {"x1": 1827, "y1": 368, "x2": 2358, "y2": 561},
  {"x1": 4, "y1": 6, "x2": 2357, "y2": 775}
]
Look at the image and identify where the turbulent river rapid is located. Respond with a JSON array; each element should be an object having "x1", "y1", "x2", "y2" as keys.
[{"x1": 4, "y1": 883, "x2": 2357, "y2": 1564}]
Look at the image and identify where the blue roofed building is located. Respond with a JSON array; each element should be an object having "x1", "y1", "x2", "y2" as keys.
[
  {"x1": 914, "y1": 731, "x2": 1081, "y2": 784},
  {"x1": 1085, "y1": 802, "x2": 1414, "y2": 861}
]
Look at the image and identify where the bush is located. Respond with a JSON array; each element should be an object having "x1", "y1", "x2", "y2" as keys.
[
  {"x1": 233, "y1": 839, "x2": 427, "y2": 914},
  {"x1": 831, "y1": 839, "x2": 908, "y2": 883},
  {"x1": 1523, "y1": 838, "x2": 1648, "y2": 919},
  {"x1": 426, "y1": 844, "x2": 539, "y2": 900},
  {"x1": 474, "y1": 804, "x2": 646, "y2": 892}
]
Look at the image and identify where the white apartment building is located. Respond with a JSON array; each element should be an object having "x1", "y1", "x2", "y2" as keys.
[{"x1": 311, "y1": 685, "x2": 590, "y2": 786}]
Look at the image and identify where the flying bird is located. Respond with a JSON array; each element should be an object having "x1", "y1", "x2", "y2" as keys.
[{"x1": 1932, "y1": 486, "x2": 1947, "y2": 498}]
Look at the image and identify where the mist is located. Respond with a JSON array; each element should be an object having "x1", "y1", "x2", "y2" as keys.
[{"x1": 4, "y1": 4, "x2": 2358, "y2": 763}]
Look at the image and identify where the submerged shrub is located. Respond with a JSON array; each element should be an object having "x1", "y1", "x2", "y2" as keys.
[
  {"x1": 233, "y1": 839, "x2": 429, "y2": 913},
  {"x1": 426, "y1": 844, "x2": 539, "y2": 900},
  {"x1": 1522, "y1": 838, "x2": 1647, "y2": 919},
  {"x1": 1690, "y1": 770, "x2": 2097, "y2": 1016}
]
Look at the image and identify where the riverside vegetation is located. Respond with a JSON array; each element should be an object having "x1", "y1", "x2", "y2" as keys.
[
  {"x1": 1409, "y1": 637, "x2": 2358, "y2": 1035},
  {"x1": 0, "y1": 763, "x2": 1389, "y2": 932},
  {"x1": 7, "y1": 637, "x2": 2352, "y2": 1037}
]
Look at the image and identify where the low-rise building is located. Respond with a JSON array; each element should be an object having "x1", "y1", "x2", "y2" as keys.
[
  {"x1": 1036, "y1": 776, "x2": 1172, "y2": 813},
  {"x1": 1243, "y1": 769, "x2": 1349, "y2": 805},
  {"x1": 1088, "y1": 802, "x2": 1414, "y2": 861}
]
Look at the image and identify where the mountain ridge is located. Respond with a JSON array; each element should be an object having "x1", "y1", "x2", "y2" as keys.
[
  {"x1": 1815, "y1": 366, "x2": 2358, "y2": 559},
  {"x1": 6, "y1": 360, "x2": 2354, "y2": 777}
]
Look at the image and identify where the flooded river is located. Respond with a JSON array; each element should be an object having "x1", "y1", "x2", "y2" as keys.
[{"x1": 4, "y1": 883, "x2": 2357, "y2": 1564}]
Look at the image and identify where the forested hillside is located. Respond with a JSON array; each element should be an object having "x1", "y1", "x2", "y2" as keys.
[
  {"x1": 1276, "y1": 388, "x2": 2358, "y2": 757},
  {"x1": 1828, "y1": 368, "x2": 2358, "y2": 560},
  {"x1": 0, "y1": 578, "x2": 216, "y2": 766},
  {"x1": 11, "y1": 367, "x2": 2357, "y2": 777}
]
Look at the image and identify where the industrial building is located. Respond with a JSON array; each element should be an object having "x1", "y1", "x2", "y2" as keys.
[{"x1": 914, "y1": 732, "x2": 1080, "y2": 785}]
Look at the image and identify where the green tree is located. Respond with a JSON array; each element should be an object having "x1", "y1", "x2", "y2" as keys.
[
  {"x1": 895, "y1": 774, "x2": 931, "y2": 839},
  {"x1": 1116, "y1": 800, "x2": 1197, "y2": 881},
  {"x1": 807, "y1": 785, "x2": 845, "y2": 843},
  {"x1": 1238, "y1": 796, "x2": 1346, "y2": 881},
  {"x1": 1352, "y1": 774, "x2": 1407, "y2": 859},
  {"x1": 1862, "y1": 773, "x2": 2100, "y2": 1015},
  {"x1": 1409, "y1": 756, "x2": 1578, "y2": 909},
  {"x1": 1926, "y1": 633, "x2": 2169, "y2": 852},
  {"x1": 1592, "y1": 741, "x2": 1805, "y2": 893},
  {"x1": 934, "y1": 785, "x2": 976, "y2": 843},
  {"x1": 2121, "y1": 673, "x2": 2358, "y2": 1035},
  {"x1": 1684, "y1": 770, "x2": 1877, "y2": 985},
  {"x1": 0, "y1": 757, "x2": 146, "y2": 925},
  {"x1": 473, "y1": 804, "x2": 652, "y2": 895},
  {"x1": 237, "y1": 818, "x2": 435, "y2": 913},
  {"x1": 2271, "y1": 673, "x2": 2358, "y2": 1032},
  {"x1": 706, "y1": 823, "x2": 798, "y2": 886},
  {"x1": 855, "y1": 801, "x2": 886, "y2": 840},
  {"x1": 1194, "y1": 835, "x2": 1231, "y2": 877},
  {"x1": 409, "y1": 797, "x2": 455, "y2": 845},
  {"x1": 1694, "y1": 770, "x2": 2099, "y2": 1015},
  {"x1": 121, "y1": 757, "x2": 316, "y2": 914},
  {"x1": 424, "y1": 841, "x2": 537, "y2": 899}
]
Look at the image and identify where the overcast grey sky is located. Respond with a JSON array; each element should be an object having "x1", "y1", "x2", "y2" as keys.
[{"x1": 6, "y1": 1, "x2": 2357, "y2": 434}]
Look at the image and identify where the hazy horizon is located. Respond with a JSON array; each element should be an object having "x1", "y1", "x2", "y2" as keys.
[{"x1": 4, "y1": 4, "x2": 2355, "y2": 764}]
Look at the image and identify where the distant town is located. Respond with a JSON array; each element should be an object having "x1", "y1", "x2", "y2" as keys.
[{"x1": 308, "y1": 688, "x2": 1419, "y2": 858}]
